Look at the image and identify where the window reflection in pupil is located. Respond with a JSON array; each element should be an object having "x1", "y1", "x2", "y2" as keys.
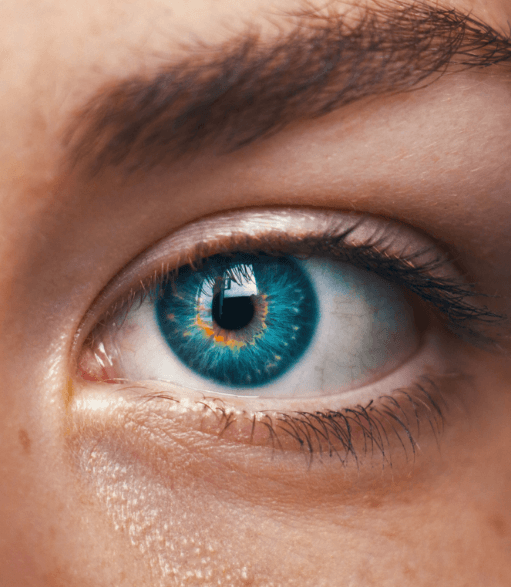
[
  {"x1": 155, "y1": 253, "x2": 318, "y2": 387},
  {"x1": 212, "y1": 294, "x2": 255, "y2": 331}
]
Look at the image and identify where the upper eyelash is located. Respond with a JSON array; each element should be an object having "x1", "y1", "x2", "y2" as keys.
[
  {"x1": 307, "y1": 235, "x2": 502, "y2": 327},
  {"x1": 85, "y1": 219, "x2": 505, "y2": 349},
  {"x1": 266, "y1": 219, "x2": 503, "y2": 325}
]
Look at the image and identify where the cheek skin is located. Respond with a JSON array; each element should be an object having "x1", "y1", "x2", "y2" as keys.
[{"x1": 65, "y1": 347, "x2": 511, "y2": 587}]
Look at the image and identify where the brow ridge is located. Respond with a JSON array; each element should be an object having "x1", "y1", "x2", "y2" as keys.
[{"x1": 64, "y1": 0, "x2": 511, "y2": 176}]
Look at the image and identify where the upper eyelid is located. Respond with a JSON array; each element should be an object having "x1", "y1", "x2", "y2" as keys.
[
  {"x1": 72, "y1": 207, "x2": 504, "y2": 361},
  {"x1": 71, "y1": 208, "x2": 409, "y2": 350}
]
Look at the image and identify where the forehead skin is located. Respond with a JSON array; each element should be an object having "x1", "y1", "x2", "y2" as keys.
[{"x1": 1, "y1": 1, "x2": 511, "y2": 587}]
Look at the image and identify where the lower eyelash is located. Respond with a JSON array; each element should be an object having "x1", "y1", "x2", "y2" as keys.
[{"x1": 117, "y1": 372, "x2": 465, "y2": 470}]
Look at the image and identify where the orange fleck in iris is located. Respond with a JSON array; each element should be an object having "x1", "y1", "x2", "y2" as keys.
[{"x1": 194, "y1": 313, "x2": 247, "y2": 349}]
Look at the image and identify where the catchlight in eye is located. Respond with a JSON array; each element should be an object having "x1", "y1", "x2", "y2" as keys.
[{"x1": 155, "y1": 253, "x2": 318, "y2": 388}]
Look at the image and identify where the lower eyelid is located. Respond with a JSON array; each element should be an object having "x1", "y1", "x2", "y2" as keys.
[
  {"x1": 69, "y1": 365, "x2": 469, "y2": 488},
  {"x1": 73, "y1": 324, "x2": 462, "y2": 462}
]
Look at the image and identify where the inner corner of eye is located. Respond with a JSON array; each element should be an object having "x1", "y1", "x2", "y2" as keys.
[
  {"x1": 76, "y1": 251, "x2": 429, "y2": 400},
  {"x1": 77, "y1": 337, "x2": 118, "y2": 384}
]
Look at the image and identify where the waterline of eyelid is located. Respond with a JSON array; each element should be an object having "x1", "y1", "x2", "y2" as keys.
[{"x1": 80, "y1": 327, "x2": 445, "y2": 412}]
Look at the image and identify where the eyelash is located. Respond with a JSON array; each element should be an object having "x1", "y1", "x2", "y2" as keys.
[
  {"x1": 85, "y1": 220, "x2": 501, "y2": 343},
  {"x1": 79, "y1": 217, "x2": 502, "y2": 466},
  {"x1": 127, "y1": 374, "x2": 452, "y2": 469}
]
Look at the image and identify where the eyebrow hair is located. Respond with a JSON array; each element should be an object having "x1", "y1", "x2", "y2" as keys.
[{"x1": 64, "y1": 0, "x2": 511, "y2": 176}]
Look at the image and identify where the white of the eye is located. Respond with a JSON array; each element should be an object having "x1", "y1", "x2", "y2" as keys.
[
  {"x1": 106, "y1": 258, "x2": 420, "y2": 399},
  {"x1": 298, "y1": 259, "x2": 419, "y2": 395}
]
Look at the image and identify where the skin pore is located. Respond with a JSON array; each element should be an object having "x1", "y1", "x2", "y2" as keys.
[{"x1": 1, "y1": 0, "x2": 511, "y2": 585}]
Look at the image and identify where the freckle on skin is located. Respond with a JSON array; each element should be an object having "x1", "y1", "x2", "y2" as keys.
[
  {"x1": 488, "y1": 514, "x2": 508, "y2": 538},
  {"x1": 18, "y1": 429, "x2": 31, "y2": 454}
]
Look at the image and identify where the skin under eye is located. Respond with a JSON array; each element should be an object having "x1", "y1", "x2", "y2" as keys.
[{"x1": 75, "y1": 207, "x2": 500, "y2": 463}]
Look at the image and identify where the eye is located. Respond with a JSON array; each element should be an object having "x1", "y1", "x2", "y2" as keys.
[
  {"x1": 75, "y1": 208, "x2": 501, "y2": 463},
  {"x1": 92, "y1": 252, "x2": 419, "y2": 397}
]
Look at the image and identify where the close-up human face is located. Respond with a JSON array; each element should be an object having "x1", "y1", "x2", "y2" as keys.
[{"x1": 1, "y1": 0, "x2": 511, "y2": 585}]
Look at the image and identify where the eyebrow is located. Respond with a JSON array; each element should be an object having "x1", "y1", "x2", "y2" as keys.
[{"x1": 64, "y1": 0, "x2": 511, "y2": 176}]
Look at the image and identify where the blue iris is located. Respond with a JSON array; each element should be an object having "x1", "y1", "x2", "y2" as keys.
[{"x1": 155, "y1": 253, "x2": 318, "y2": 388}]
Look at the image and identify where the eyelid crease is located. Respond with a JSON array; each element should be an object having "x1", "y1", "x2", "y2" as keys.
[{"x1": 74, "y1": 208, "x2": 506, "y2": 365}]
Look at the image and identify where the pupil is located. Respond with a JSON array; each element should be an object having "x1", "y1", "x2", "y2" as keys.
[{"x1": 212, "y1": 294, "x2": 255, "y2": 331}]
